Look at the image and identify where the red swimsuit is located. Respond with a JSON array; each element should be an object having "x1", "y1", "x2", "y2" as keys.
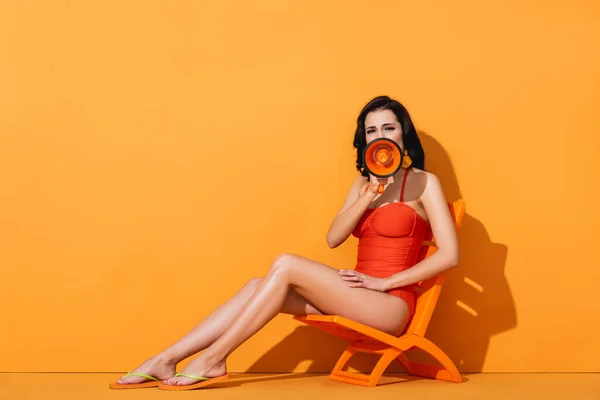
[{"x1": 351, "y1": 168, "x2": 430, "y2": 318}]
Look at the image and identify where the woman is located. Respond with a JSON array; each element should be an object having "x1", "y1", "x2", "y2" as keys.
[{"x1": 110, "y1": 95, "x2": 459, "y2": 390}]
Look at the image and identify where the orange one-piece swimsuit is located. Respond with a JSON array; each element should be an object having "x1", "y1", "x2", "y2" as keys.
[{"x1": 352, "y1": 167, "x2": 430, "y2": 319}]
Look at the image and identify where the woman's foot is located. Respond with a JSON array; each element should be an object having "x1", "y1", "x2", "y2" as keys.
[
  {"x1": 164, "y1": 355, "x2": 227, "y2": 386},
  {"x1": 116, "y1": 355, "x2": 176, "y2": 384}
]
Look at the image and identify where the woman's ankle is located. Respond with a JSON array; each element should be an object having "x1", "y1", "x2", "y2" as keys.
[{"x1": 155, "y1": 352, "x2": 178, "y2": 366}]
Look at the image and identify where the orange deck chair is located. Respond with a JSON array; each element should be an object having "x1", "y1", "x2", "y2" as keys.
[{"x1": 294, "y1": 199, "x2": 466, "y2": 387}]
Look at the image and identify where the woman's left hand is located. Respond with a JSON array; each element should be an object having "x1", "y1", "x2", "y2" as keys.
[{"x1": 339, "y1": 270, "x2": 389, "y2": 292}]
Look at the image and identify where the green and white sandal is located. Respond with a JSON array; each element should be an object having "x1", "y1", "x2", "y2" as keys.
[
  {"x1": 158, "y1": 372, "x2": 231, "y2": 391},
  {"x1": 109, "y1": 372, "x2": 160, "y2": 389}
]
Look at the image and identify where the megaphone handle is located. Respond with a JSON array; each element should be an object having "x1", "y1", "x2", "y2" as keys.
[{"x1": 378, "y1": 184, "x2": 384, "y2": 193}]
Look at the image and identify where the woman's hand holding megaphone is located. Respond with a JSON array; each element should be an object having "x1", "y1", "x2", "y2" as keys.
[{"x1": 366, "y1": 175, "x2": 389, "y2": 195}]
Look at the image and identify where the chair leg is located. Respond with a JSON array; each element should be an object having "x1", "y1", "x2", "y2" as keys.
[
  {"x1": 329, "y1": 347, "x2": 400, "y2": 387},
  {"x1": 402, "y1": 337, "x2": 462, "y2": 383},
  {"x1": 366, "y1": 348, "x2": 400, "y2": 387},
  {"x1": 396, "y1": 352, "x2": 414, "y2": 374},
  {"x1": 332, "y1": 345, "x2": 357, "y2": 373}
]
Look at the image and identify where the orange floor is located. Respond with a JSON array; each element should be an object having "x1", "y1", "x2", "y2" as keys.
[{"x1": 0, "y1": 373, "x2": 599, "y2": 400}]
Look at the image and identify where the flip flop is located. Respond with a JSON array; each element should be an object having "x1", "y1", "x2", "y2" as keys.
[
  {"x1": 158, "y1": 372, "x2": 231, "y2": 391},
  {"x1": 109, "y1": 372, "x2": 161, "y2": 389}
]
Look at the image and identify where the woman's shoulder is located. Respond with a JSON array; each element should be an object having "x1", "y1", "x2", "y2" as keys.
[
  {"x1": 409, "y1": 168, "x2": 443, "y2": 197},
  {"x1": 410, "y1": 168, "x2": 439, "y2": 184},
  {"x1": 409, "y1": 167, "x2": 428, "y2": 175}
]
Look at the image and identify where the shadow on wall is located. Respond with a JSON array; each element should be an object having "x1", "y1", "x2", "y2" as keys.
[{"x1": 246, "y1": 131, "x2": 517, "y2": 374}]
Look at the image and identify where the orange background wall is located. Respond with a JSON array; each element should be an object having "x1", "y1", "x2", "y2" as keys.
[{"x1": 1, "y1": 1, "x2": 599, "y2": 373}]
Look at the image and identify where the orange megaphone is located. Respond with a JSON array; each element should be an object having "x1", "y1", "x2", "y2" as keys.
[{"x1": 363, "y1": 138, "x2": 404, "y2": 193}]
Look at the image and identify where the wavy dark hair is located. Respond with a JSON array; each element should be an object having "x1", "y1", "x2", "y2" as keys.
[{"x1": 353, "y1": 95, "x2": 425, "y2": 179}]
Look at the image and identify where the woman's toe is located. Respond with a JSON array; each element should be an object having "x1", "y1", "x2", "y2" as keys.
[{"x1": 117, "y1": 376, "x2": 135, "y2": 384}]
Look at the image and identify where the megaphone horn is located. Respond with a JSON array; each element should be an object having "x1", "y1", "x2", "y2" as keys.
[{"x1": 363, "y1": 138, "x2": 404, "y2": 194}]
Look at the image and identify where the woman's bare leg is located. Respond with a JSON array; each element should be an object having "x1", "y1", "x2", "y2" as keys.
[
  {"x1": 165, "y1": 253, "x2": 410, "y2": 386},
  {"x1": 117, "y1": 277, "x2": 321, "y2": 384}
]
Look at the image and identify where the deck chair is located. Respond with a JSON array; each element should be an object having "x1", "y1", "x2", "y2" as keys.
[{"x1": 294, "y1": 199, "x2": 466, "y2": 387}]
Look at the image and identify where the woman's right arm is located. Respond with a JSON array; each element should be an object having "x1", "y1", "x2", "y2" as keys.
[{"x1": 326, "y1": 175, "x2": 380, "y2": 248}]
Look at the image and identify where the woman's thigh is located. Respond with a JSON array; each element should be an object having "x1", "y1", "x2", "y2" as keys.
[
  {"x1": 248, "y1": 277, "x2": 323, "y2": 316},
  {"x1": 271, "y1": 254, "x2": 410, "y2": 335}
]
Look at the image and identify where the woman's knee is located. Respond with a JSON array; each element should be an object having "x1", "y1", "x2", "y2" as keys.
[{"x1": 269, "y1": 253, "x2": 300, "y2": 275}]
